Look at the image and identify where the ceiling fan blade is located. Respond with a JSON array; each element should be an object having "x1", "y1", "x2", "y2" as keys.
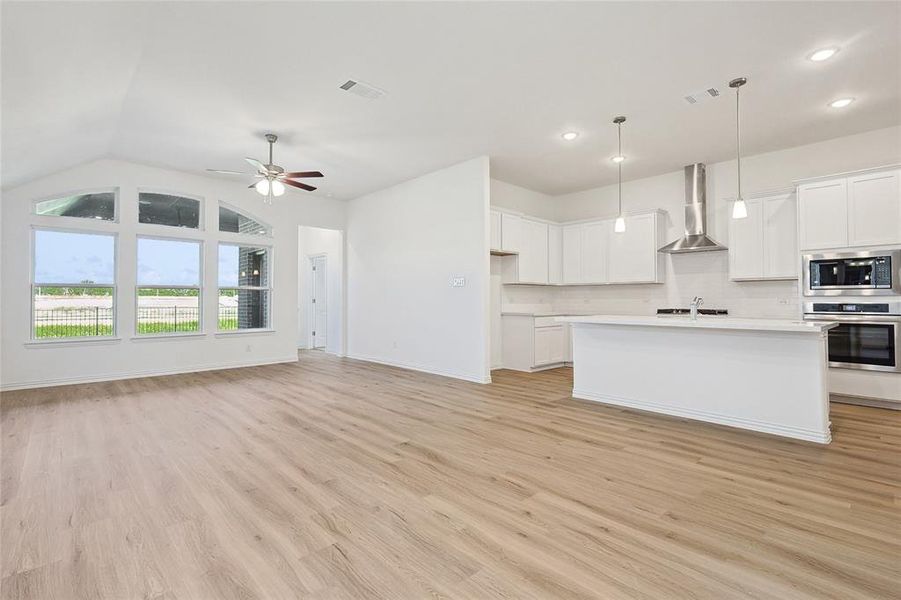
[
  {"x1": 283, "y1": 179, "x2": 317, "y2": 192},
  {"x1": 207, "y1": 169, "x2": 254, "y2": 175},
  {"x1": 282, "y1": 171, "x2": 324, "y2": 179},
  {"x1": 245, "y1": 157, "x2": 268, "y2": 174},
  {"x1": 248, "y1": 182, "x2": 259, "y2": 189}
]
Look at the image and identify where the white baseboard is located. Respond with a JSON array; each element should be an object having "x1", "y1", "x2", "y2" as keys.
[
  {"x1": 347, "y1": 353, "x2": 491, "y2": 384},
  {"x1": 572, "y1": 388, "x2": 832, "y2": 444},
  {"x1": 0, "y1": 355, "x2": 299, "y2": 392}
]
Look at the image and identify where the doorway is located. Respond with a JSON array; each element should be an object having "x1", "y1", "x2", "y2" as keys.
[{"x1": 310, "y1": 255, "x2": 327, "y2": 349}]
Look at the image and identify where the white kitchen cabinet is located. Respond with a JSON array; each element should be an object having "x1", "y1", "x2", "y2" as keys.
[
  {"x1": 548, "y1": 224, "x2": 563, "y2": 285},
  {"x1": 847, "y1": 170, "x2": 900, "y2": 247},
  {"x1": 608, "y1": 213, "x2": 661, "y2": 283},
  {"x1": 764, "y1": 194, "x2": 798, "y2": 278},
  {"x1": 562, "y1": 225, "x2": 582, "y2": 283},
  {"x1": 581, "y1": 221, "x2": 609, "y2": 284},
  {"x1": 490, "y1": 210, "x2": 502, "y2": 251},
  {"x1": 729, "y1": 193, "x2": 797, "y2": 280},
  {"x1": 500, "y1": 213, "x2": 522, "y2": 253},
  {"x1": 798, "y1": 178, "x2": 848, "y2": 250},
  {"x1": 798, "y1": 168, "x2": 901, "y2": 251},
  {"x1": 501, "y1": 315, "x2": 568, "y2": 371},
  {"x1": 503, "y1": 218, "x2": 548, "y2": 284}
]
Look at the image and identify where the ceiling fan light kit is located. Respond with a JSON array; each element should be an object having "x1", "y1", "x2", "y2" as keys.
[{"x1": 208, "y1": 133, "x2": 324, "y2": 204}]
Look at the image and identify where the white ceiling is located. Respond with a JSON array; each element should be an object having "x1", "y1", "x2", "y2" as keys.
[{"x1": 2, "y1": 2, "x2": 899, "y2": 198}]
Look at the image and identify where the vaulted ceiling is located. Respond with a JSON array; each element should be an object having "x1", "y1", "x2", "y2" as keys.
[{"x1": 2, "y1": 1, "x2": 899, "y2": 198}]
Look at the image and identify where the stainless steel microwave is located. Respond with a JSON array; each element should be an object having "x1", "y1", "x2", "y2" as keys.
[{"x1": 803, "y1": 249, "x2": 901, "y2": 297}]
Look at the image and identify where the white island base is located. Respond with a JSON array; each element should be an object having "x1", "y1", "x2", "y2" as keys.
[{"x1": 558, "y1": 316, "x2": 835, "y2": 444}]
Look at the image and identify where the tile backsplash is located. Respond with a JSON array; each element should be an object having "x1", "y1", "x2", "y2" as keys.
[{"x1": 501, "y1": 250, "x2": 800, "y2": 318}]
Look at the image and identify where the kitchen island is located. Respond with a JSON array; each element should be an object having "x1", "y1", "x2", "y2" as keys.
[{"x1": 557, "y1": 315, "x2": 837, "y2": 443}]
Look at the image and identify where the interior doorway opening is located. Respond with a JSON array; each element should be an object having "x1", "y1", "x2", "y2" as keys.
[{"x1": 298, "y1": 226, "x2": 344, "y2": 356}]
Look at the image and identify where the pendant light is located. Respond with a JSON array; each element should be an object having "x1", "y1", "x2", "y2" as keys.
[
  {"x1": 730, "y1": 77, "x2": 748, "y2": 219},
  {"x1": 613, "y1": 116, "x2": 627, "y2": 233}
]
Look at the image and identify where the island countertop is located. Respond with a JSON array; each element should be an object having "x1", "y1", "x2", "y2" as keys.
[{"x1": 556, "y1": 314, "x2": 836, "y2": 334}]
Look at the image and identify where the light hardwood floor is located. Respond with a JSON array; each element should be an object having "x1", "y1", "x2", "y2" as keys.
[{"x1": 2, "y1": 351, "x2": 899, "y2": 599}]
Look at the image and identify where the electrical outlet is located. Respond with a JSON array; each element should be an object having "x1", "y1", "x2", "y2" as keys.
[{"x1": 452, "y1": 277, "x2": 465, "y2": 287}]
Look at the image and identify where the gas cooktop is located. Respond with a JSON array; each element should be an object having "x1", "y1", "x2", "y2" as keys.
[{"x1": 657, "y1": 308, "x2": 728, "y2": 316}]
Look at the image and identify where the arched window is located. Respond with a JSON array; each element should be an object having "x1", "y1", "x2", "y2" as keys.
[{"x1": 218, "y1": 202, "x2": 270, "y2": 236}]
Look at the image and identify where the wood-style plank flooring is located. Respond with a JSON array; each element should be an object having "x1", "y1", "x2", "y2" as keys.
[{"x1": 2, "y1": 351, "x2": 899, "y2": 599}]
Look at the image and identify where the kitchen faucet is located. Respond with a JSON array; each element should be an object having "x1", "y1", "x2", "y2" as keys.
[{"x1": 690, "y1": 296, "x2": 704, "y2": 321}]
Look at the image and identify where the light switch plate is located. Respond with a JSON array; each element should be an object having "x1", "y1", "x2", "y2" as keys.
[{"x1": 452, "y1": 277, "x2": 465, "y2": 287}]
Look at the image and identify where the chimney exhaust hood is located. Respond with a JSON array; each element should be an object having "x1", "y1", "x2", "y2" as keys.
[{"x1": 658, "y1": 163, "x2": 727, "y2": 254}]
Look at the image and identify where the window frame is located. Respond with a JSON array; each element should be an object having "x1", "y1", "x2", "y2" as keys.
[
  {"x1": 29, "y1": 226, "x2": 119, "y2": 343},
  {"x1": 32, "y1": 187, "x2": 120, "y2": 224},
  {"x1": 217, "y1": 201, "x2": 273, "y2": 238},
  {"x1": 137, "y1": 188, "x2": 205, "y2": 232},
  {"x1": 217, "y1": 242, "x2": 274, "y2": 334},
  {"x1": 134, "y1": 234, "x2": 204, "y2": 337}
]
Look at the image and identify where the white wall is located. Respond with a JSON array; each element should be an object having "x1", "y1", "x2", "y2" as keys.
[
  {"x1": 346, "y1": 156, "x2": 491, "y2": 383},
  {"x1": 500, "y1": 126, "x2": 901, "y2": 318},
  {"x1": 0, "y1": 158, "x2": 345, "y2": 390},
  {"x1": 298, "y1": 226, "x2": 344, "y2": 356},
  {"x1": 489, "y1": 179, "x2": 555, "y2": 220}
]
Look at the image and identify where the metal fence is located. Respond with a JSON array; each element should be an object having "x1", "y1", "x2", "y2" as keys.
[
  {"x1": 137, "y1": 306, "x2": 200, "y2": 334},
  {"x1": 218, "y1": 306, "x2": 238, "y2": 330},
  {"x1": 34, "y1": 306, "x2": 242, "y2": 337},
  {"x1": 33, "y1": 307, "x2": 114, "y2": 338}
]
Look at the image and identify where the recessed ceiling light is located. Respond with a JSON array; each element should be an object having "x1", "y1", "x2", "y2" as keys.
[
  {"x1": 611, "y1": 155, "x2": 626, "y2": 163},
  {"x1": 561, "y1": 131, "x2": 579, "y2": 141},
  {"x1": 808, "y1": 47, "x2": 839, "y2": 62},
  {"x1": 829, "y1": 97, "x2": 855, "y2": 108}
]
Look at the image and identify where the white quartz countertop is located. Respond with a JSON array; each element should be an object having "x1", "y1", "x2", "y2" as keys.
[{"x1": 556, "y1": 314, "x2": 837, "y2": 333}]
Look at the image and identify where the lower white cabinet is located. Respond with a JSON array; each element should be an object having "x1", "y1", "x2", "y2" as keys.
[
  {"x1": 729, "y1": 193, "x2": 798, "y2": 280},
  {"x1": 502, "y1": 315, "x2": 571, "y2": 371}
]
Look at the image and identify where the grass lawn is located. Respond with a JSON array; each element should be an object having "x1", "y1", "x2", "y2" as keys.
[{"x1": 34, "y1": 319, "x2": 239, "y2": 338}]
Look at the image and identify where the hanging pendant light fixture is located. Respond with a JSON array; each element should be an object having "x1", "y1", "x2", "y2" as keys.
[
  {"x1": 730, "y1": 77, "x2": 748, "y2": 219},
  {"x1": 613, "y1": 116, "x2": 627, "y2": 233}
]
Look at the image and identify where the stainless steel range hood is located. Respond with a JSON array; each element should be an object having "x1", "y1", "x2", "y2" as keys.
[{"x1": 658, "y1": 163, "x2": 727, "y2": 254}]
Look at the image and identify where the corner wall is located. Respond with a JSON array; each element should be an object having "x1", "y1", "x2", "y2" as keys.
[
  {"x1": 0, "y1": 158, "x2": 346, "y2": 390},
  {"x1": 346, "y1": 156, "x2": 491, "y2": 383}
]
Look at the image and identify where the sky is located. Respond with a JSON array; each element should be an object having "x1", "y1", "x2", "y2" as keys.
[{"x1": 34, "y1": 230, "x2": 261, "y2": 287}]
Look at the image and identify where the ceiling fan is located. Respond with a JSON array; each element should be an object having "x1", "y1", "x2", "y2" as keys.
[{"x1": 207, "y1": 133, "x2": 323, "y2": 203}]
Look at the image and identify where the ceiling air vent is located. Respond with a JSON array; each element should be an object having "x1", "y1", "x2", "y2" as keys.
[
  {"x1": 339, "y1": 79, "x2": 387, "y2": 100},
  {"x1": 683, "y1": 87, "x2": 721, "y2": 105}
]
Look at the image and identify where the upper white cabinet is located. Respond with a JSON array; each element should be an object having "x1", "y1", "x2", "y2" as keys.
[
  {"x1": 501, "y1": 217, "x2": 548, "y2": 284},
  {"x1": 848, "y1": 170, "x2": 901, "y2": 247},
  {"x1": 581, "y1": 221, "x2": 610, "y2": 284},
  {"x1": 729, "y1": 193, "x2": 797, "y2": 280},
  {"x1": 560, "y1": 212, "x2": 663, "y2": 285},
  {"x1": 492, "y1": 208, "x2": 664, "y2": 286},
  {"x1": 548, "y1": 225, "x2": 563, "y2": 285},
  {"x1": 798, "y1": 168, "x2": 900, "y2": 251},
  {"x1": 500, "y1": 212, "x2": 522, "y2": 253},
  {"x1": 562, "y1": 225, "x2": 582, "y2": 283},
  {"x1": 490, "y1": 210, "x2": 502, "y2": 251},
  {"x1": 608, "y1": 213, "x2": 661, "y2": 283}
]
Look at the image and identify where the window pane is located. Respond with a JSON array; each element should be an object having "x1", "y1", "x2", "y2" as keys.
[
  {"x1": 218, "y1": 245, "x2": 269, "y2": 288},
  {"x1": 35, "y1": 192, "x2": 115, "y2": 221},
  {"x1": 218, "y1": 205, "x2": 268, "y2": 235},
  {"x1": 33, "y1": 286, "x2": 114, "y2": 338},
  {"x1": 218, "y1": 289, "x2": 269, "y2": 330},
  {"x1": 137, "y1": 238, "x2": 200, "y2": 286},
  {"x1": 138, "y1": 192, "x2": 200, "y2": 228},
  {"x1": 137, "y1": 288, "x2": 200, "y2": 334},
  {"x1": 34, "y1": 230, "x2": 115, "y2": 284}
]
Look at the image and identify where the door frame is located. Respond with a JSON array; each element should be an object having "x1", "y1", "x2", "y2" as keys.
[{"x1": 307, "y1": 253, "x2": 328, "y2": 349}]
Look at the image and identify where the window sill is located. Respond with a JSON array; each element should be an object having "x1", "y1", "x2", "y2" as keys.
[
  {"x1": 25, "y1": 337, "x2": 122, "y2": 349},
  {"x1": 215, "y1": 328, "x2": 276, "y2": 337},
  {"x1": 130, "y1": 332, "x2": 207, "y2": 342}
]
